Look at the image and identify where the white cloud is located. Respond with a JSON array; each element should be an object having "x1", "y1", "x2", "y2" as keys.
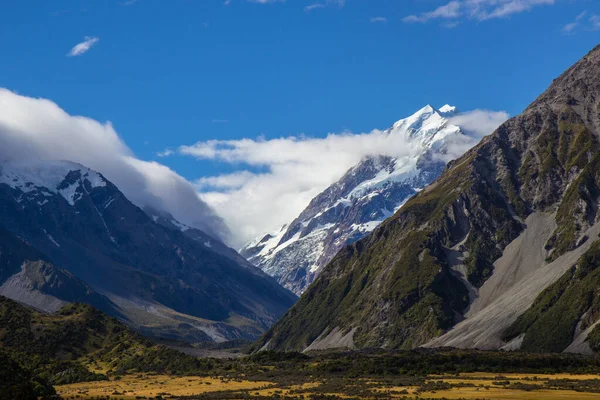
[
  {"x1": 403, "y1": 1, "x2": 461, "y2": 23},
  {"x1": 562, "y1": 11, "x2": 600, "y2": 34},
  {"x1": 157, "y1": 148, "x2": 175, "y2": 157},
  {"x1": 0, "y1": 88, "x2": 229, "y2": 242},
  {"x1": 592, "y1": 15, "x2": 600, "y2": 30},
  {"x1": 179, "y1": 108, "x2": 508, "y2": 247},
  {"x1": 370, "y1": 17, "x2": 387, "y2": 23},
  {"x1": 448, "y1": 109, "x2": 509, "y2": 137},
  {"x1": 404, "y1": 0, "x2": 554, "y2": 25},
  {"x1": 305, "y1": 3, "x2": 325, "y2": 12},
  {"x1": 67, "y1": 36, "x2": 99, "y2": 57},
  {"x1": 562, "y1": 21, "x2": 578, "y2": 33},
  {"x1": 304, "y1": 0, "x2": 345, "y2": 12}
]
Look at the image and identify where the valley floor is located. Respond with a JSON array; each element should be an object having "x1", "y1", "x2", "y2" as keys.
[{"x1": 56, "y1": 372, "x2": 600, "y2": 399}]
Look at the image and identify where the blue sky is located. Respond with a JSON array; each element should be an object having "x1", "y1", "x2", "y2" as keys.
[{"x1": 1, "y1": 0, "x2": 599, "y2": 244}]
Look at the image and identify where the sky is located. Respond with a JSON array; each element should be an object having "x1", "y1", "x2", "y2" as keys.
[{"x1": 0, "y1": 0, "x2": 599, "y2": 247}]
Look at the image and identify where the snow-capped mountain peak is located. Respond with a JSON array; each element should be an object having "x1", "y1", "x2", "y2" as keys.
[
  {"x1": 241, "y1": 104, "x2": 468, "y2": 295},
  {"x1": 0, "y1": 160, "x2": 107, "y2": 206},
  {"x1": 389, "y1": 104, "x2": 460, "y2": 148}
]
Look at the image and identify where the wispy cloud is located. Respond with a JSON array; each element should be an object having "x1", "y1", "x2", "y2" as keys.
[
  {"x1": 304, "y1": 0, "x2": 345, "y2": 12},
  {"x1": 248, "y1": 0, "x2": 284, "y2": 3},
  {"x1": 370, "y1": 17, "x2": 387, "y2": 23},
  {"x1": 562, "y1": 11, "x2": 600, "y2": 34},
  {"x1": 305, "y1": 3, "x2": 325, "y2": 12},
  {"x1": 403, "y1": 1, "x2": 461, "y2": 23},
  {"x1": 562, "y1": 11, "x2": 586, "y2": 33},
  {"x1": 67, "y1": 36, "x2": 99, "y2": 57},
  {"x1": 591, "y1": 15, "x2": 600, "y2": 30},
  {"x1": 404, "y1": 0, "x2": 554, "y2": 25},
  {"x1": 245, "y1": 0, "x2": 344, "y2": 11},
  {"x1": 175, "y1": 108, "x2": 508, "y2": 246},
  {"x1": 157, "y1": 148, "x2": 175, "y2": 157},
  {"x1": 443, "y1": 20, "x2": 460, "y2": 28}
]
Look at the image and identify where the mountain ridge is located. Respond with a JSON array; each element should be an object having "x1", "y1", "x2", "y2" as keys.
[
  {"x1": 0, "y1": 158, "x2": 296, "y2": 344},
  {"x1": 251, "y1": 44, "x2": 600, "y2": 353}
]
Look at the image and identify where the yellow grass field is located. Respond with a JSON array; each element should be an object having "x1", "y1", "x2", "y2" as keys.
[
  {"x1": 57, "y1": 375, "x2": 274, "y2": 399},
  {"x1": 425, "y1": 389, "x2": 600, "y2": 399},
  {"x1": 56, "y1": 372, "x2": 600, "y2": 399}
]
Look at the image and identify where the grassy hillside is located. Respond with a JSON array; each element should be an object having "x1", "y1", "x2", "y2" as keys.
[
  {"x1": 0, "y1": 349, "x2": 56, "y2": 400},
  {"x1": 0, "y1": 296, "x2": 217, "y2": 386}
]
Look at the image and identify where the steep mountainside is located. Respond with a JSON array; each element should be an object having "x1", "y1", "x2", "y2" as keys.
[
  {"x1": 0, "y1": 160, "x2": 296, "y2": 343},
  {"x1": 242, "y1": 105, "x2": 465, "y2": 295},
  {"x1": 145, "y1": 205, "x2": 256, "y2": 270},
  {"x1": 252, "y1": 45, "x2": 600, "y2": 353}
]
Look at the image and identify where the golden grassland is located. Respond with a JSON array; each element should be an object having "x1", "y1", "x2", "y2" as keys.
[
  {"x1": 424, "y1": 389, "x2": 600, "y2": 399},
  {"x1": 57, "y1": 375, "x2": 274, "y2": 399},
  {"x1": 55, "y1": 372, "x2": 600, "y2": 399}
]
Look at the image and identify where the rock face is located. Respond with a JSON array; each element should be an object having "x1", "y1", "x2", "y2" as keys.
[
  {"x1": 252, "y1": 45, "x2": 600, "y2": 354},
  {"x1": 242, "y1": 105, "x2": 465, "y2": 295},
  {"x1": 0, "y1": 160, "x2": 296, "y2": 343}
]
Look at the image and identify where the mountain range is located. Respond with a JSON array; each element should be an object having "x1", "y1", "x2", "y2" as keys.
[
  {"x1": 241, "y1": 104, "x2": 466, "y2": 295},
  {"x1": 3, "y1": 42, "x2": 600, "y2": 364},
  {"x1": 252, "y1": 44, "x2": 600, "y2": 354},
  {"x1": 0, "y1": 159, "x2": 296, "y2": 343}
]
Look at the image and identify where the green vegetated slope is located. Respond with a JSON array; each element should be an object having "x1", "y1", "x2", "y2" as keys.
[
  {"x1": 0, "y1": 349, "x2": 56, "y2": 400},
  {"x1": 503, "y1": 241, "x2": 600, "y2": 352},
  {"x1": 0, "y1": 296, "x2": 216, "y2": 392},
  {"x1": 253, "y1": 44, "x2": 600, "y2": 352}
]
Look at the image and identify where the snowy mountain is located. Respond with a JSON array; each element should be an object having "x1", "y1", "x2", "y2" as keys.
[
  {"x1": 241, "y1": 104, "x2": 467, "y2": 295},
  {"x1": 0, "y1": 159, "x2": 296, "y2": 343}
]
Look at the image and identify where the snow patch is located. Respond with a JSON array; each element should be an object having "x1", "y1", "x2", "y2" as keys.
[
  {"x1": 103, "y1": 197, "x2": 116, "y2": 209},
  {"x1": 43, "y1": 229, "x2": 60, "y2": 247}
]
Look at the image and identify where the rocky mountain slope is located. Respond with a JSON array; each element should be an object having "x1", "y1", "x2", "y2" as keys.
[
  {"x1": 0, "y1": 160, "x2": 296, "y2": 343},
  {"x1": 252, "y1": 44, "x2": 600, "y2": 354},
  {"x1": 242, "y1": 105, "x2": 465, "y2": 295}
]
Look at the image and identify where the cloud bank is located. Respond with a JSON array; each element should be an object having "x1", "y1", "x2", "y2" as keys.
[
  {"x1": 179, "y1": 108, "x2": 509, "y2": 247},
  {"x1": 0, "y1": 88, "x2": 229, "y2": 242}
]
